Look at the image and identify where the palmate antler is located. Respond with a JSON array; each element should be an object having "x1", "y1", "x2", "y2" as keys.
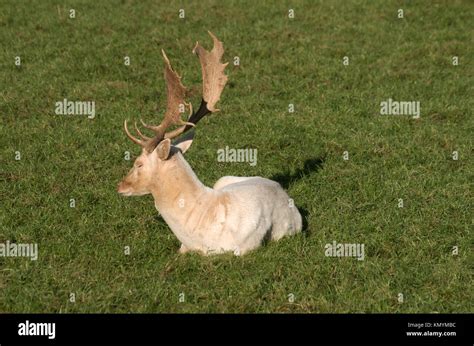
[{"x1": 124, "y1": 31, "x2": 228, "y2": 152}]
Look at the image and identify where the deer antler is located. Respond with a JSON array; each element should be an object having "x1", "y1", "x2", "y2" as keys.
[
  {"x1": 166, "y1": 31, "x2": 229, "y2": 138},
  {"x1": 193, "y1": 31, "x2": 229, "y2": 112},
  {"x1": 124, "y1": 32, "x2": 228, "y2": 152}
]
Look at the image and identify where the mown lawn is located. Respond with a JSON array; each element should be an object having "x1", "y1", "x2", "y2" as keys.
[{"x1": 0, "y1": 0, "x2": 472, "y2": 312}]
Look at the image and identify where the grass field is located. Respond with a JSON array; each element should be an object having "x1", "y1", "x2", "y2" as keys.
[{"x1": 0, "y1": 0, "x2": 472, "y2": 313}]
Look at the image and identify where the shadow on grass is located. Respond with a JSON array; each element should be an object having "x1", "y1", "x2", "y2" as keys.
[
  {"x1": 299, "y1": 207, "x2": 310, "y2": 237},
  {"x1": 270, "y1": 156, "x2": 326, "y2": 236},
  {"x1": 270, "y1": 156, "x2": 325, "y2": 190}
]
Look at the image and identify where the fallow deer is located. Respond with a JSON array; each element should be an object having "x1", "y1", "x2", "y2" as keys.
[{"x1": 117, "y1": 32, "x2": 302, "y2": 255}]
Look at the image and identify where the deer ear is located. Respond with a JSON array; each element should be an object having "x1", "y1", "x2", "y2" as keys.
[
  {"x1": 156, "y1": 138, "x2": 172, "y2": 160},
  {"x1": 173, "y1": 130, "x2": 194, "y2": 154}
]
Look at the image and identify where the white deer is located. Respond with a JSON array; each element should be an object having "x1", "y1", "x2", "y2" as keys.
[{"x1": 117, "y1": 32, "x2": 302, "y2": 255}]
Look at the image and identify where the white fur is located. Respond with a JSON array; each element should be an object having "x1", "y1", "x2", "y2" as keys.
[
  {"x1": 118, "y1": 140, "x2": 302, "y2": 256},
  {"x1": 155, "y1": 154, "x2": 301, "y2": 255}
]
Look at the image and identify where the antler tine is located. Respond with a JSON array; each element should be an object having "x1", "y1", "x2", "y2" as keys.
[
  {"x1": 188, "y1": 102, "x2": 193, "y2": 117},
  {"x1": 140, "y1": 118, "x2": 162, "y2": 132},
  {"x1": 165, "y1": 105, "x2": 196, "y2": 139},
  {"x1": 134, "y1": 121, "x2": 151, "y2": 140},
  {"x1": 176, "y1": 101, "x2": 196, "y2": 127},
  {"x1": 124, "y1": 120, "x2": 144, "y2": 147}
]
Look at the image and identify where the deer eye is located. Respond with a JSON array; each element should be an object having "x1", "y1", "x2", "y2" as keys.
[{"x1": 135, "y1": 163, "x2": 143, "y2": 168}]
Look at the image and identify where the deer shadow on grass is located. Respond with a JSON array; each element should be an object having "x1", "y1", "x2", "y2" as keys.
[{"x1": 270, "y1": 156, "x2": 326, "y2": 237}]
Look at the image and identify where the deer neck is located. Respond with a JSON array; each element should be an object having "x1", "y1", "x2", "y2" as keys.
[{"x1": 149, "y1": 151, "x2": 210, "y2": 228}]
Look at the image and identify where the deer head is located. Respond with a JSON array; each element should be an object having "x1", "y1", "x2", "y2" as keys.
[{"x1": 117, "y1": 32, "x2": 228, "y2": 196}]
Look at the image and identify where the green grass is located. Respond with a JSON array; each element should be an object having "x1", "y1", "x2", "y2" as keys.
[{"x1": 0, "y1": 0, "x2": 472, "y2": 313}]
